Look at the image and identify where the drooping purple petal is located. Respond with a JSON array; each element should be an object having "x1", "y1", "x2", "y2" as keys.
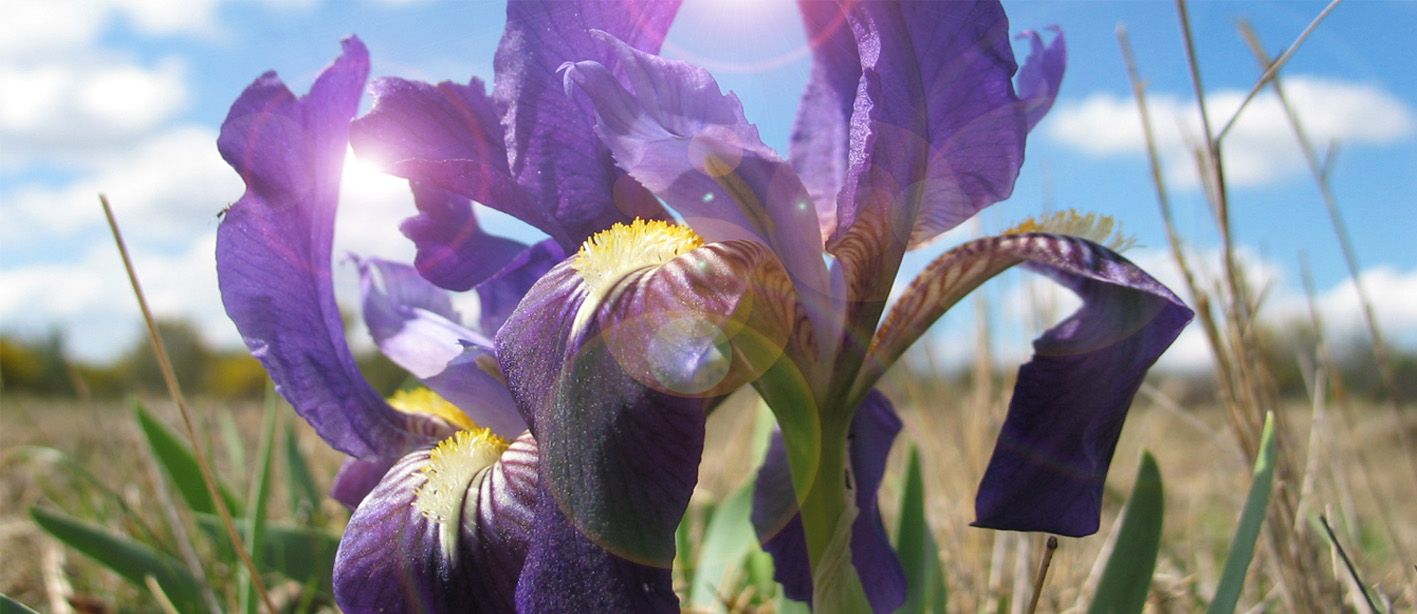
[
  {"x1": 398, "y1": 182, "x2": 530, "y2": 292},
  {"x1": 789, "y1": 0, "x2": 860, "y2": 241},
  {"x1": 330, "y1": 457, "x2": 395, "y2": 509},
  {"x1": 752, "y1": 389, "x2": 906, "y2": 613},
  {"x1": 1016, "y1": 28, "x2": 1066, "y2": 131},
  {"x1": 859, "y1": 233, "x2": 1191, "y2": 536},
  {"x1": 216, "y1": 38, "x2": 425, "y2": 459},
  {"x1": 358, "y1": 258, "x2": 526, "y2": 439},
  {"x1": 562, "y1": 33, "x2": 832, "y2": 346},
  {"x1": 496, "y1": 239, "x2": 795, "y2": 609},
  {"x1": 333, "y1": 434, "x2": 539, "y2": 613},
  {"x1": 494, "y1": 0, "x2": 680, "y2": 247},
  {"x1": 474, "y1": 238, "x2": 565, "y2": 334}
]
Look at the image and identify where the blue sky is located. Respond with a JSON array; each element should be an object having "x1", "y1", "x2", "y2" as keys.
[{"x1": 2, "y1": 0, "x2": 1414, "y2": 370}]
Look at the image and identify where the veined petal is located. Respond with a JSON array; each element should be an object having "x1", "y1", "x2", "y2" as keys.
[
  {"x1": 494, "y1": 0, "x2": 679, "y2": 248},
  {"x1": 216, "y1": 38, "x2": 424, "y2": 459},
  {"x1": 752, "y1": 389, "x2": 906, "y2": 613},
  {"x1": 563, "y1": 33, "x2": 832, "y2": 317},
  {"x1": 495, "y1": 231, "x2": 795, "y2": 606},
  {"x1": 334, "y1": 433, "x2": 538, "y2": 613},
  {"x1": 1016, "y1": 28, "x2": 1066, "y2": 131},
  {"x1": 789, "y1": 0, "x2": 860, "y2": 243},
  {"x1": 398, "y1": 182, "x2": 530, "y2": 293},
  {"x1": 835, "y1": 0, "x2": 1027, "y2": 250},
  {"x1": 861, "y1": 233, "x2": 1191, "y2": 537}
]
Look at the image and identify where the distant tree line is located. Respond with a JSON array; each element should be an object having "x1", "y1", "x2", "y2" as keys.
[
  {"x1": 1, "y1": 316, "x2": 1412, "y2": 404},
  {"x1": 1, "y1": 317, "x2": 408, "y2": 401}
]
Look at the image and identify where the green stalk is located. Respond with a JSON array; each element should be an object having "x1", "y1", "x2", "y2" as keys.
[{"x1": 793, "y1": 421, "x2": 871, "y2": 612}]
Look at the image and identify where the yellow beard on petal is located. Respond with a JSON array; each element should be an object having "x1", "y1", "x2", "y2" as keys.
[
  {"x1": 387, "y1": 387, "x2": 478, "y2": 432},
  {"x1": 414, "y1": 428, "x2": 510, "y2": 563},
  {"x1": 572, "y1": 218, "x2": 704, "y2": 302},
  {"x1": 1004, "y1": 208, "x2": 1136, "y2": 252}
]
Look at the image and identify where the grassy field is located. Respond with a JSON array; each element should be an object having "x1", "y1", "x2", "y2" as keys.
[{"x1": 3, "y1": 375, "x2": 1412, "y2": 612}]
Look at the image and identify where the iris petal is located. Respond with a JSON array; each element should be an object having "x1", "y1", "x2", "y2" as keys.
[
  {"x1": 789, "y1": 0, "x2": 860, "y2": 242},
  {"x1": 494, "y1": 0, "x2": 680, "y2": 247},
  {"x1": 216, "y1": 38, "x2": 425, "y2": 459},
  {"x1": 333, "y1": 433, "x2": 538, "y2": 613},
  {"x1": 862, "y1": 233, "x2": 1192, "y2": 536},
  {"x1": 358, "y1": 257, "x2": 525, "y2": 439},
  {"x1": 496, "y1": 237, "x2": 795, "y2": 609},
  {"x1": 1016, "y1": 28, "x2": 1067, "y2": 131}
]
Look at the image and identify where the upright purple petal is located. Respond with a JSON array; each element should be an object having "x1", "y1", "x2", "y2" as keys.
[
  {"x1": 1016, "y1": 28, "x2": 1066, "y2": 131},
  {"x1": 334, "y1": 434, "x2": 539, "y2": 613},
  {"x1": 349, "y1": 76, "x2": 507, "y2": 171},
  {"x1": 835, "y1": 0, "x2": 1027, "y2": 250},
  {"x1": 562, "y1": 33, "x2": 832, "y2": 344},
  {"x1": 752, "y1": 390, "x2": 906, "y2": 613},
  {"x1": 216, "y1": 38, "x2": 425, "y2": 459},
  {"x1": 789, "y1": 0, "x2": 860, "y2": 241},
  {"x1": 358, "y1": 258, "x2": 526, "y2": 439},
  {"x1": 494, "y1": 0, "x2": 680, "y2": 247},
  {"x1": 858, "y1": 233, "x2": 1191, "y2": 536}
]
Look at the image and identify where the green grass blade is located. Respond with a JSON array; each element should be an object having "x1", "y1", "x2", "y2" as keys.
[
  {"x1": 132, "y1": 399, "x2": 242, "y2": 517},
  {"x1": 283, "y1": 418, "x2": 322, "y2": 523},
  {"x1": 31, "y1": 506, "x2": 205, "y2": 612},
  {"x1": 0, "y1": 594, "x2": 41, "y2": 614},
  {"x1": 197, "y1": 514, "x2": 340, "y2": 595},
  {"x1": 240, "y1": 391, "x2": 279, "y2": 614},
  {"x1": 896, "y1": 446, "x2": 948, "y2": 614},
  {"x1": 1089, "y1": 451, "x2": 1165, "y2": 614},
  {"x1": 687, "y1": 480, "x2": 758, "y2": 611},
  {"x1": 1206, "y1": 412, "x2": 1277, "y2": 614}
]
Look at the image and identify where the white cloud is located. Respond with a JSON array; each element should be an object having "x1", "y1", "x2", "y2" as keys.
[
  {"x1": 1047, "y1": 76, "x2": 1415, "y2": 187},
  {"x1": 4, "y1": 127, "x2": 242, "y2": 245},
  {"x1": 0, "y1": 56, "x2": 190, "y2": 167}
]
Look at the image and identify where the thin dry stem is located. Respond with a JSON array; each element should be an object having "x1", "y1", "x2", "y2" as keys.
[
  {"x1": 1026, "y1": 536, "x2": 1058, "y2": 614},
  {"x1": 100, "y1": 194, "x2": 277, "y2": 614},
  {"x1": 1238, "y1": 21, "x2": 1416, "y2": 489},
  {"x1": 1216, "y1": 0, "x2": 1344, "y2": 142}
]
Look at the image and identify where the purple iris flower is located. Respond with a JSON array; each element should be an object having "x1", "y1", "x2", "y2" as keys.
[
  {"x1": 548, "y1": 1, "x2": 1193, "y2": 610},
  {"x1": 216, "y1": 0, "x2": 1192, "y2": 612},
  {"x1": 215, "y1": 2, "x2": 761, "y2": 611}
]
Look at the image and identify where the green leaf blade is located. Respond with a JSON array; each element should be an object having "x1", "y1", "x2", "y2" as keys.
[
  {"x1": 133, "y1": 399, "x2": 242, "y2": 517},
  {"x1": 1089, "y1": 451, "x2": 1165, "y2": 614},
  {"x1": 30, "y1": 507, "x2": 206, "y2": 612},
  {"x1": 1206, "y1": 412, "x2": 1277, "y2": 614},
  {"x1": 895, "y1": 446, "x2": 947, "y2": 614}
]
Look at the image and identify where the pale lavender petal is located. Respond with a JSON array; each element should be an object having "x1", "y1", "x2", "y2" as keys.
[
  {"x1": 752, "y1": 389, "x2": 906, "y2": 612},
  {"x1": 333, "y1": 434, "x2": 539, "y2": 613},
  {"x1": 330, "y1": 457, "x2": 394, "y2": 510},
  {"x1": 357, "y1": 257, "x2": 525, "y2": 438},
  {"x1": 789, "y1": 0, "x2": 859, "y2": 241},
  {"x1": 563, "y1": 34, "x2": 832, "y2": 330},
  {"x1": 1016, "y1": 28, "x2": 1066, "y2": 131},
  {"x1": 494, "y1": 0, "x2": 680, "y2": 247},
  {"x1": 398, "y1": 182, "x2": 529, "y2": 292},
  {"x1": 216, "y1": 38, "x2": 425, "y2": 459},
  {"x1": 358, "y1": 257, "x2": 483, "y2": 378}
]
